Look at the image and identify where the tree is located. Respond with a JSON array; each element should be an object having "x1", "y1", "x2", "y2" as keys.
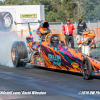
[
  {"x1": 62, "y1": 0, "x2": 78, "y2": 21},
  {"x1": 51, "y1": 0, "x2": 61, "y2": 13},
  {"x1": 3, "y1": 0, "x2": 81, "y2": 22},
  {"x1": 4, "y1": 0, "x2": 18, "y2": 5},
  {"x1": 56, "y1": 9, "x2": 66, "y2": 22},
  {"x1": 4, "y1": 0, "x2": 29, "y2": 5},
  {"x1": 0, "y1": 1, "x2": 4, "y2": 5},
  {"x1": 28, "y1": 0, "x2": 62, "y2": 22},
  {"x1": 46, "y1": 11, "x2": 56, "y2": 22},
  {"x1": 81, "y1": 0, "x2": 100, "y2": 21}
]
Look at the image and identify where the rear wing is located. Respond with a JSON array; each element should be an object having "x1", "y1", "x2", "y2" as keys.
[{"x1": 14, "y1": 20, "x2": 42, "y2": 41}]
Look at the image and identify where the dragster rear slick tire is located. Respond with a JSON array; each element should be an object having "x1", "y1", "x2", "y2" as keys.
[
  {"x1": 82, "y1": 58, "x2": 92, "y2": 80},
  {"x1": 11, "y1": 41, "x2": 28, "y2": 67}
]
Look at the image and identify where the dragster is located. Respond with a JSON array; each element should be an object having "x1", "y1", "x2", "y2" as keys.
[{"x1": 11, "y1": 21, "x2": 100, "y2": 80}]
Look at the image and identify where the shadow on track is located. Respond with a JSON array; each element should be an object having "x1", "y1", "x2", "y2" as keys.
[{"x1": 24, "y1": 65, "x2": 100, "y2": 80}]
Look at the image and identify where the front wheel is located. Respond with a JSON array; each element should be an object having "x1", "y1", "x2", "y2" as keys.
[{"x1": 82, "y1": 58, "x2": 92, "y2": 80}]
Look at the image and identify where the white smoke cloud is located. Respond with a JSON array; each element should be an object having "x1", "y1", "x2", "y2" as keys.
[
  {"x1": 0, "y1": 32, "x2": 24, "y2": 67},
  {"x1": 0, "y1": 29, "x2": 40, "y2": 67}
]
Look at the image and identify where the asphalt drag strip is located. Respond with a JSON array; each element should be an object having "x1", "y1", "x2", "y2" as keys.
[{"x1": 0, "y1": 65, "x2": 100, "y2": 100}]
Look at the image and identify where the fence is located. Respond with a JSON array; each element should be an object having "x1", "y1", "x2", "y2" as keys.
[
  {"x1": 49, "y1": 21, "x2": 100, "y2": 41},
  {"x1": 1, "y1": 21, "x2": 100, "y2": 41}
]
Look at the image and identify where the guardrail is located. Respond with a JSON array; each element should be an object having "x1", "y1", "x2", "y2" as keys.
[{"x1": 0, "y1": 27, "x2": 100, "y2": 41}]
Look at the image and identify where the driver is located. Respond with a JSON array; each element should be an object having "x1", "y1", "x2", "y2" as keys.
[{"x1": 50, "y1": 35, "x2": 60, "y2": 47}]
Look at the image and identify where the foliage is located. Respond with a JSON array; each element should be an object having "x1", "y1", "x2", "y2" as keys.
[
  {"x1": 56, "y1": 9, "x2": 66, "y2": 22},
  {"x1": 0, "y1": 1, "x2": 4, "y2": 5},
  {"x1": 60, "y1": 0, "x2": 79, "y2": 21},
  {"x1": 46, "y1": 11, "x2": 56, "y2": 22},
  {"x1": 1, "y1": 0, "x2": 100, "y2": 22},
  {"x1": 81, "y1": 0, "x2": 100, "y2": 21}
]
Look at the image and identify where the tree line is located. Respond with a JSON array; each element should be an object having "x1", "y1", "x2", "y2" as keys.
[{"x1": 0, "y1": 0, "x2": 100, "y2": 22}]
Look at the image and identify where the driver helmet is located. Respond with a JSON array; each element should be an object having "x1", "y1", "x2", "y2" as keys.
[
  {"x1": 40, "y1": 21, "x2": 49, "y2": 28},
  {"x1": 50, "y1": 35, "x2": 59, "y2": 43},
  {"x1": 50, "y1": 35, "x2": 60, "y2": 47}
]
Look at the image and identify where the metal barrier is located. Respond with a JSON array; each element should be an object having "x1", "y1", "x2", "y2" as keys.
[
  {"x1": 52, "y1": 27, "x2": 100, "y2": 41},
  {"x1": 0, "y1": 27, "x2": 99, "y2": 41},
  {"x1": 52, "y1": 29, "x2": 62, "y2": 34}
]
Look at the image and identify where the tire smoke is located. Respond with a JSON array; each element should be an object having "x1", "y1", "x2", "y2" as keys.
[{"x1": 0, "y1": 32, "x2": 23, "y2": 67}]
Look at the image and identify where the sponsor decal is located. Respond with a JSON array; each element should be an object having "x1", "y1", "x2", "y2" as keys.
[
  {"x1": 20, "y1": 14, "x2": 37, "y2": 18},
  {"x1": 48, "y1": 54, "x2": 61, "y2": 65},
  {"x1": 71, "y1": 62, "x2": 79, "y2": 68}
]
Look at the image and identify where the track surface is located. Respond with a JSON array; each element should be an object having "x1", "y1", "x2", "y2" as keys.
[{"x1": 0, "y1": 64, "x2": 100, "y2": 100}]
